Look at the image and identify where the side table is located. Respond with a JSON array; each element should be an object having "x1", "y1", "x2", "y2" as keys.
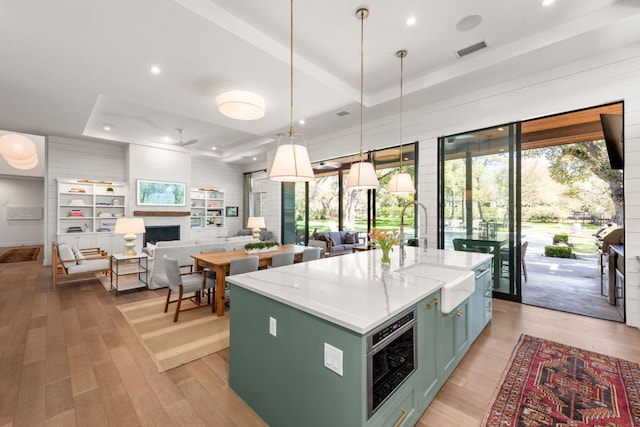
[{"x1": 111, "y1": 253, "x2": 148, "y2": 295}]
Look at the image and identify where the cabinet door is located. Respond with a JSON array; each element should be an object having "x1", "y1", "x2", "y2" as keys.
[
  {"x1": 469, "y1": 263, "x2": 491, "y2": 343},
  {"x1": 439, "y1": 299, "x2": 469, "y2": 380},
  {"x1": 417, "y1": 291, "x2": 441, "y2": 405},
  {"x1": 57, "y1": 234, "x2": 96, "y2": 250}
]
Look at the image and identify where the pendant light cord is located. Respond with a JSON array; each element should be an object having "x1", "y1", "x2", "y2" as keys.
[
  {"x1": 289, "y1": 0, "x2": 294, "y2": 139},
  {"x1": 358, "y1": 9, "x2": 366, "y2": 163},
  {"x1": 398, "y1": 50, "x2": 406, "y2": 171}
]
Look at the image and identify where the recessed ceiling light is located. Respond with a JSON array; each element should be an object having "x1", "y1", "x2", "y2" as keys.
[
  {"x1": 406, "y1": 16, "x2": 416, "y2": 26},
  {"x1": 252, "y1": 157, "x2": 257, "y2": 161},
  {"x1": 211, "y1": 146, "x2": 217, "y2": 151},
  {"x1": 299, "y1": 119, "x2": 305, "y2": 125},
  {"x1": 103, "y1": 124, "x2": 112, "y2": 131},
  {"x1": 149, "y1": 65, "x2": 161, "y2": 75},
  {"x1": 541, "y1": 0, "x2": 555, "y2": 6},
  {"x1": 162, "y1": 136, "x2": 172, "y2": 143}
]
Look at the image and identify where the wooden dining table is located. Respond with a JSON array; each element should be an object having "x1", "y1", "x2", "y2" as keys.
[{"x1": 191, "y1": 244, "x2": 307, "y2": 316}]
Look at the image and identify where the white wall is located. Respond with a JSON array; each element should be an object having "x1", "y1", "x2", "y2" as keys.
[
  {"x1": 266, "y1": 43, "x2": 640, "y2": 327},
  {"x1": 0, "y1": 176, "x2": 44, "y2": 247},
  {"x1": 46, "y1": 136, "x2": 127, "y2": 263},
  {"x1": 44, "y1": 140, "x2": 248, "y2": 262},
  {"x1": 190, "y1": 156, "x2": 246, "y2": 233}
]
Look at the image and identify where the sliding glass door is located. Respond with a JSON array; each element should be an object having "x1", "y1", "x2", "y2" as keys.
[{"x1": 439, "y1": 125, "x2": 522, "y2": 302}]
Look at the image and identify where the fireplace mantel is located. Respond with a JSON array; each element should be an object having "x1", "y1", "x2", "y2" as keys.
[{"x1": 133, "y1": 211, "x2": 190, "y2": 217}]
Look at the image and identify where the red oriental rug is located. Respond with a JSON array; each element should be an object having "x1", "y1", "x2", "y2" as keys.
[{"x1": 483, "y1": 334, "x2": 640, "y2": 427}]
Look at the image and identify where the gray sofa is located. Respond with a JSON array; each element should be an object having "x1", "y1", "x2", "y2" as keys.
[
  {"x1": 309, "y1": 230, "x2": 365, "y2": 256},
  {"x1": 143, "y1": 235, "x2": 259, "y2": 289}
]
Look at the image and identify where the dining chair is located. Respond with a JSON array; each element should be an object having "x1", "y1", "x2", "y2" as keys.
[
  {"x1": 226, "y1": 256, "x2": 260, "y2": 304},
  {"x1": 271, "y1": 252, "x2": 295, "y2": 268},
  {"x1": 500, "y1": 241, "x2": 529, "y2": 282},
  {"x1": 302, "y1": 247, "x2": 321, "y2": 262},
  {"x1": 163, "y1": 255, "x2": 209, "y2": 322},
  {"x1": 201, "y1": 248, "x2": 225, "y2": 309}
]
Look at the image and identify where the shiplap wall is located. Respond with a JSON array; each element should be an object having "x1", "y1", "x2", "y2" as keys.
[
  {"x1": 45, "y1": 140, "x2": 248, "y2": 264},
  {"x1": 267, "y1": 43, "x2": 640, "y2": 327},
  {"x1": 46, "y1": 136, "x2": 127, "y2": 264},
  {"x1": 190, "y1": 156, "x2": 246, "y2": 232}
]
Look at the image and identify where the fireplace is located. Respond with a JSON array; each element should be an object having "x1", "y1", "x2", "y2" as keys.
[{"x1": 144, "y1": 225, "x2": 180, "y2": 246}]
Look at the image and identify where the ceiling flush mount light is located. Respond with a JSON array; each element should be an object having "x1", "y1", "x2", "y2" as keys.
[
  {"x1": 0, "y1": 133, "x2": 39, "y2": 170},
  {"x1": 149, "y1": 65, "x2": 161, "y2": 75},
  {"x1": 217, "y1": 90, "x2": 266, "y2": 121},
  {"x1": 388, "y1": 50, "x2": 416, "y2": 195},
  {"x1": 541, "y1": 0, "x2": 555, "y2": 6},
  {"x1": 405, "y1": 16, "x2": 416, "y2": 26},
  {"x1": 346, "y1": 8, "x2": 379, "y2": 191},
  {"x1": 456, "y1": 14, "x2": 483, "y2": 32},
  {"x1": 268, "y1": 0, "x2": 314, "y2": 182}
]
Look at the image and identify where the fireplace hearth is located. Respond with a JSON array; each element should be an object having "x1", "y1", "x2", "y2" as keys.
[{"x1": 144, "y1": 225, "x2": 180, "y2": 246}]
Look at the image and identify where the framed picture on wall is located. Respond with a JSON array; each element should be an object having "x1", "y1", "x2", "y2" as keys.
[
  {"x1": 137, "y1": 180, "x2": 186, "y2": 206},
  {"x1": 225, "y1": 206, "x2": 238, "y2": 217}
]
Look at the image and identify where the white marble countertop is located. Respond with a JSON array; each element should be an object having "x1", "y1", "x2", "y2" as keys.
[{"x1": 227, "y1": 247, "x2": 492, "y2": 334}]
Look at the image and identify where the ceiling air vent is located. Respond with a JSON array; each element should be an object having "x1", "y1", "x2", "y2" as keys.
[
  {"x1": 456, "y1": 41, "x2": 487, "y2": 58},
  {"x1": 336, "y1": 110, "x2": 350, "y2": 117}
]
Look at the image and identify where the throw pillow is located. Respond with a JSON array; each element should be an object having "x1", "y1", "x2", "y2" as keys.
[
  {"x1": 72, "y1": 247, "x2": 86, "y2": 265},
  {"x1": 344, "y1": 232, "x2": 357, "y2": 244},
  {"x1": 57, "y1": 244, "x2": 77, "y2": 269}
]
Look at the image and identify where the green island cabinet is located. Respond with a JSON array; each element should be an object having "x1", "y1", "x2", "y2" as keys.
[{"x1": 228, "y1": 258, "x2": 493, "y2": 427}]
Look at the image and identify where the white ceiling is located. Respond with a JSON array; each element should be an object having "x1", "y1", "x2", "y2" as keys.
[{"x1": 0, "y1": 0, "x2": 639, "y2": 168}]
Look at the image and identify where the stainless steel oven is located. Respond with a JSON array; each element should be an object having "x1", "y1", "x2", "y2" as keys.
[{"x1": 367, "y1": 309, "x2": 417, "y2": 418}]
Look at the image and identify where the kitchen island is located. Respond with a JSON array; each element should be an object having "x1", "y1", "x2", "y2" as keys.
[{"x1": 227, "y1": 247, "x2": 493, "y2": 427}]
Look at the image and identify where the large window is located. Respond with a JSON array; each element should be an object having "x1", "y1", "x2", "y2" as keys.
[{"x1": 283, "y1": 142, "x2": 418, "y2": 244}]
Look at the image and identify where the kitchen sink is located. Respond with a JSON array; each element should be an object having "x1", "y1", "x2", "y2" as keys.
[{"x1": 398, "y1": 263, "x2": 475, "y2": 314}]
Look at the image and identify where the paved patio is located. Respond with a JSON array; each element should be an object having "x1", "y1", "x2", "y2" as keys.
[{"x1": 517, "y1": 233, "x2": 623, "y2": 322}]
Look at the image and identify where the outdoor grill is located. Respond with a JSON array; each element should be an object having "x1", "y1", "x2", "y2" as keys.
[{"x1": 595, "y1": 224, "x2": 624, "y2": 307}]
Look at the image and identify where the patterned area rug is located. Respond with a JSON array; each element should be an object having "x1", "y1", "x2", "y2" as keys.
[
  {"x1": 483, "y1": 334, "x2": 640, "y2": 426},
  {"x1": 117, "y1": 296, "x2": 229, "y2": 372},
  {"x1": 0, "y1": 247, "x2": 40, "y2": 263}
]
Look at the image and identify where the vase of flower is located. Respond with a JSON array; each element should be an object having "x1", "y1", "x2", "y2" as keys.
[{"x1": 369, "y1": 229, "x2": 399, "y2": 268}]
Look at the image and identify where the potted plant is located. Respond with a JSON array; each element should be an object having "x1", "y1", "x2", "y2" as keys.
[
  {"x1": 245, "y1": 241, "x2": 280, "y2": 254},
  {"x1": 105, "y1": 187, "x2": 114, "y2": 193}
]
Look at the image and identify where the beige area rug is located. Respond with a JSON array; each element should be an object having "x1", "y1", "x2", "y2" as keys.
[{"x1": 116, "y1": 296, "x2": 229, "y2": 372}]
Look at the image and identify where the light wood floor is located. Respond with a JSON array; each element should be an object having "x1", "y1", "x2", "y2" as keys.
[{"x1": 1, "y1": 253, "x2": 640, "y2": 427}]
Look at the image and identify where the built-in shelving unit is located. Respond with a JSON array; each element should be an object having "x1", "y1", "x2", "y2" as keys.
[
  {"x1": 56, "y1": 178, "x2": 131, "y2": 253},
  {"x1": 190, "y1": 188, "x2": 225, "y2": 229}
]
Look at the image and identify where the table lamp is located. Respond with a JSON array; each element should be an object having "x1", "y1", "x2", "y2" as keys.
[
  {"x1": 114, "y1": 218, "x2": 146, "y2": 256},
  {"x1": 246, "y1": 216, "x2": 266, "y2": 239}
]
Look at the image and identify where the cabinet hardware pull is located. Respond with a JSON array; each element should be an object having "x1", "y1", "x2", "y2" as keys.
[
  {"x1": 455, "y1": 310, "x2": 463, "y2": 317},
  {"x1": 425, "y1": 298, "x2": 439, "y2": 308},
  {"x1": 394, "y1": 409, "x2": 409, "y2": 427},
  {"x1": 475, "y1": 269, "x2": 491, "y2": 279}
]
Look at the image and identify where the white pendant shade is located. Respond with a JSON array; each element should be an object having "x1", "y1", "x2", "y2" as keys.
[
  {"x1": 346, "y1": 161, "x2": 379, "y2": 190},
  {"x1": 0, "y1": 133, "x2": 37, "y2": 161},
  {"x1": 216, "y1": 90, "x2": 265, "y2": 120},
  {"x1": 269, "y1": 143, "x2": 314, "y2": 182},
  {"x1": 388, "y1": 172, "x2": 415, "y2": 194}
]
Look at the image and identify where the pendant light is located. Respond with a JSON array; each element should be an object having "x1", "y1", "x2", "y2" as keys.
[
  {"x1": 0, "y1": 133, "x2": 39, "y2": 171},
  {"x1": 388, "y1": 50, "x2": 416, "y2": 194},
  {"x1": 268, "y1": 0, "x2": 314, "y2": 182},
  {"x1": 346, "y1": 8, "x2": 379, "y2": 191}
]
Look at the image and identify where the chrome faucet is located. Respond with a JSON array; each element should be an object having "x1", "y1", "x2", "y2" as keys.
[{"x1": 399, "y1": 201, "x2": 428, "y2": 266}]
